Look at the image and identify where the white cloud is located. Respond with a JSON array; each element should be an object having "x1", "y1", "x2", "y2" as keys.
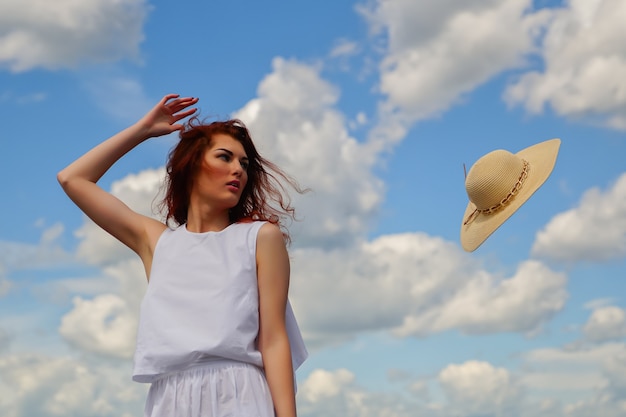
[
  {"x1": 297, "y1": 368, "x2": 424, "y2": 417},
  {"x1": 360, "y1": 0, "x2": 548, "y2": 136},
  {"x1": 40, "y1": 222, "x2": 64, "y2": 245},
  {"x1": 394, "y1": 259, "x2": 567, "y2": 337},
  {"x1": 300, "y1": 368, "x2": 355, "y2": 403},
  {"x1": 361, "y1": 0, "x2": 626, "y2": 136},
  {"x1": 291, "y1": 232, "x2": 567, "y2": 347},
  {"x1": 58, "y1": 258, "x2": 146, "y2": 358},
  {"x1": 329, "y1": 39, "x2": 360, "y2": 58},
  {"x1": 603, "y1": 350, "x2": 626, "y2": 403},
  {"x1": 505, "y1": 0, "x2": 626, "y2": 130},
  {"x1": 532, "y1": 172, "x2": 626, "y2": 262},
  {"x1": 296, "y1": 351, "x2": 626, "y2": 417},
  {"x1": 235, "y1": 58, "x2": 385, "y2": 248},
  {"x1": 438, "y1": 360, "x2": 522, "y2": 416},
  {"x1": 0, "y1": 353, "x2": 145, "y2": 417},
  {"x1": 0, "y1": 224, "x2": 71, "y2": 271},
  {"x1": 0, "y1": 0, "x2": 149, "y2": 72},
  {"x1": 583, "y1": 306, "x2": 626, "y2": 343},
  {"x1": 584, "y1": 298, "x2": 616, "y2": 310},
  {"x1": 59, "y1": 294, "x2": 137, "y2": 358},
  {"x1": 38, "y1": 275, "x2": 119, "y2": 306},
  {"x1": 520, "y1": 343, "x2": 626, "y2": 415}
]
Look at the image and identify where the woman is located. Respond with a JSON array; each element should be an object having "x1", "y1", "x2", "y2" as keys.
[{"x1": 58, "y1": 94, "x2": 307, "y2": 417}]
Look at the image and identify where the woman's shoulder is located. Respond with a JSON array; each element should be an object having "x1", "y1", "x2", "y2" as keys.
[
  {"x1": 256, "y1": 221, "x2": 281, "y2": 236},
  {"x1": 256, "y1": 222, "x2": 285, "y2": 247}
]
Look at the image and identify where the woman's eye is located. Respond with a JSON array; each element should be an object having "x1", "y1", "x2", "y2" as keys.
[
  {"x1": 218, "y1": 154, "x2": 230, "y2": 161},
  {"x1": 241, "y1": 161, "x2": 249, "y2": 170}
]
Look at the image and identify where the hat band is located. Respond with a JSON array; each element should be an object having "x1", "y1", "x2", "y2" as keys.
[{"x1": 463, "y1": 159, "x2": 530, "y2": 225}]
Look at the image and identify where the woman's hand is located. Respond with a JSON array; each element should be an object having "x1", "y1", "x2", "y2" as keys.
[{"x1": 138, "y1": 94, "x2": 199, "y2": 139}]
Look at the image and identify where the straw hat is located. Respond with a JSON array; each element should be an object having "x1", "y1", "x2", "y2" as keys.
[{"x1": 460, "y1": 138, "x2": 561, "y2": 252}]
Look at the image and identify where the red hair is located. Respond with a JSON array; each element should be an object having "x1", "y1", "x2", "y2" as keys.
[{"x1": 160, "y1": 117, "x2": 303, "y2": 241}]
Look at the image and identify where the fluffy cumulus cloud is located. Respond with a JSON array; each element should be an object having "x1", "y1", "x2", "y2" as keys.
[
  {"x1": 58, "y1": 258, "x2": 147, "y2": 359},
  {"x1": 235, "y1": 58, "x2": 385, "y2": 248},
  {"x1": 532, "y1": 172, "x2": 626, "y2": 262},
  {"x1": 505, "y1": 0, "x2": 626, "y2": 130},
  {"x1": 0, "y1": 354, "x2": 145, "y2": 417},
  {"x1": 59, "y1": 294, "x2": 137, "y2": 358},
  {"x1": 0, "y1": 0, "x2": 148, "y2": 72},
  {"x1": 393, "y1": 259, "x2": 567, "y2": 337},
  {"x1": 603, "y1": 350, "x2": 626, "y2": 406},
  {"x1": 299, "y1": 368, "x2": 356, "y2": 404},
  {"x1": 521, "y1": 343, "x2": 626, "y2": 416},
  {"x1": 360, "y1": 0, "x2": 626, "y2": 133},
  {"x1": 360, "y1": 0, "x2": 548, "y2": 128},
  {"x1": 438, "y1": 360, "x2": 522, "y2": 416},
  {"x1": 583, "y1": 306, "x2": 626, "y2": 343},
  {"x1": 298, "y1": 368, "x2": 424, "y2": 417},
  {"x1": 297, "y1": 350, "x2": 626, "y2": 417},
  {"x1": 291, "y1": 232, "x2": 567, "y2": 347}
]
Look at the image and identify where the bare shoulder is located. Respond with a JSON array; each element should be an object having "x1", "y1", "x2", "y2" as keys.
[
  {"x1": 256, "y1": 222, "x2": 288, "y2": 260},
  {"x1": 256, "y1": 222, "x2": 290, "y2": 286},
  {"x1": 257, "y1": 222, "x2": 284, "y2": 243}
]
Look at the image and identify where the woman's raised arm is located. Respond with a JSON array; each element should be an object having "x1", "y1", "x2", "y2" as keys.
[{"x1": 57, "y1": 94, "x2": 198, "y2": 262}]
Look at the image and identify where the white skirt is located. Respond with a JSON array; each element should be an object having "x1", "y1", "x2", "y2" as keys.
[{"x1": 144, "y1": 360, "x2": 275, "y2": 417}]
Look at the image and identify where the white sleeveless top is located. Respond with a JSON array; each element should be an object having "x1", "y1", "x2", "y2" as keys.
[{"x1": 132, "y1": 221, "x2": 308, "y2": 383}]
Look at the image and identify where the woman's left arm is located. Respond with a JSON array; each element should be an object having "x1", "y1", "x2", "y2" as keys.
[{"x1": 257, "y1": 223, "x2": 296, "y2": 417}]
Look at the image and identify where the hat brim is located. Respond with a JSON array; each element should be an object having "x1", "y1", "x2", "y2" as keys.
[{"x1": 460, "y1": 138, "x2": 561, "y2": 252}]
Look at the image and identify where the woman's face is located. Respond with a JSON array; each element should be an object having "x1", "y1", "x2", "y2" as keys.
[{"x1": 193, "y1": 133, "x2": 249, "y2": 209}]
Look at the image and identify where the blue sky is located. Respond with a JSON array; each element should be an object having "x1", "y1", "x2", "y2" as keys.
[{"x1": 1, "y1": 0, "x2": 626, "y2": 416}]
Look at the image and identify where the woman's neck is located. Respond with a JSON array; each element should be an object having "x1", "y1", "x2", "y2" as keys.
[{"x1": 185, "y1": 204, "x2": 231, "y2": 233}]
